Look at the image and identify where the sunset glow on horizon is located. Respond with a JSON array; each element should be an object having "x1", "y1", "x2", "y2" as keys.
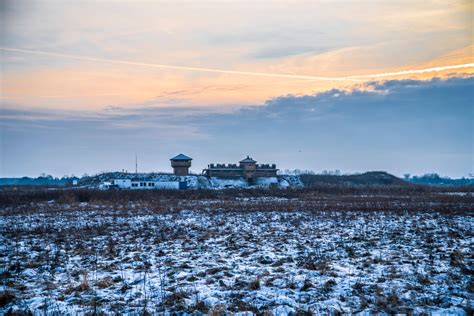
[{"x1": 1, "y1": 1, "x2": 473, "y2": 110}]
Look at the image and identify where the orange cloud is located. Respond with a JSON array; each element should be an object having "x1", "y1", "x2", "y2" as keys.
[{"x1": 1, "y1": 44, "x2": 473, "y2": 110}]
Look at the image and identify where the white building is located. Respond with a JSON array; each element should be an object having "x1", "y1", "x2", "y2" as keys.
[
  {"x1": 113, "y1": 179, "x2": 132, "y2": 189},
  {"x1": 130, "y1": 180, "x2": 159, "y2": 189},
  {"x1": 99, "y1": 181, "x2": 113, "y2": 190},
  {"x1": 99, "y1": 179, "x2": 183, "y2": 190}
]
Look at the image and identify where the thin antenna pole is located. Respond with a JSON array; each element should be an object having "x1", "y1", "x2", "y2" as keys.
[{"x1": 135, "y1": 154, "x2": 138, "y2": 174}]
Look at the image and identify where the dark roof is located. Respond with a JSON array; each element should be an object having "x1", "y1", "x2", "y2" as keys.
[
  {"x1": 239, "y1": 156, "x2": 256, "y2": 163},
  {"x1": 170, "y1": 153, "x2": 192, "y2": 161}
]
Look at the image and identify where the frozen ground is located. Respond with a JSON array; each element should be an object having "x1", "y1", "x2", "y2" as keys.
[{"x1": 1, "y1": 191, "x2": 473, "y2": 315}]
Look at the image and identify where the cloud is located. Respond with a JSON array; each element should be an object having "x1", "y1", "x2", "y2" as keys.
[
  {"x1": 213, "y1": 76, "x2": 473, "y2": 123},
  {"x1": 1, "y1": 0, "x2": 473, "y2": 112},
  {"x1": 1, "y1": 76, "x2": 472, "y2": 177}
]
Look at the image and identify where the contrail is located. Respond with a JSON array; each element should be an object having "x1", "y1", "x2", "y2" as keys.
[
  {"x1": 0, "y1": 47, "x2": 354, "y2": 82},
  {"x1": 1, "y1": 47, "x2": 473, "y2": 81},
  {"x1": 348, "y1": 64, "x2": 474, "y2": 79}
]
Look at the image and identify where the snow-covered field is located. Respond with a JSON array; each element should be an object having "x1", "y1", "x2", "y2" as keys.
[{"x1": 1, "y1": 192, "x2": 473, "y2": 315}]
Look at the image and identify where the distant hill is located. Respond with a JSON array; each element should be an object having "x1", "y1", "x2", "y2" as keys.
[
  {"x1": 2, "y1": 171, "x2": 472, "y2": 188},
  {"x1": 0, "y1": 176, "x2": 79, "y2": 186},
  {"x1": 79, "y1": 172, "x2": 302, "y2": 189},
  {"x1": 406, "y1": 174, "x2": 474, "y2": 186},
  {"x1": 78, "y1": 172, "x2": 174, "y2": 186},
  {"x1": 299, "y1": 171, "x2": 408, "y2": 187}
]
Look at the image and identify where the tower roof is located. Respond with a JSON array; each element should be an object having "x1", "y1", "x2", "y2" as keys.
[
  {"x1": 170, "y1": 153, "x2": 192, "y2": 161},
  {"x1": 239, "y1": 156, "x2": 256, "y2": 163}
]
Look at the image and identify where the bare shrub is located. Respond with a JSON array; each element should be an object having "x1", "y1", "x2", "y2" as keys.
[
  {"x1": 0, "y1": 292, "x2": 15, "y2": 308},
  {"x1": 301, "y1": 279, "x2": 313, "y2": 291},
  {"x1": 297, "y1": 254, "x2": 330, "y2": 274},
  {"x1": 96, "y1": 276, "x2": 114, "y2": 289},
  {"x1": 164, "y1": 290, "x2": 189, "y2": 308},
  {"x1": 323, "y1": 279, "x2": 336, "y2": 292},
  {"x1": 248, "y1": 278, "x2": 260, "y2": 290}
]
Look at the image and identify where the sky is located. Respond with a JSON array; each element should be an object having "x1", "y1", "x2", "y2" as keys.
[{"x1": 0, "y1": 0, "x2": 473, "y2": 178}]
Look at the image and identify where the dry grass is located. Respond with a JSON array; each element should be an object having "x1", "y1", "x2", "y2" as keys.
[{"x1": 1, "y1": 187, "x2": 472, "y2": 314}]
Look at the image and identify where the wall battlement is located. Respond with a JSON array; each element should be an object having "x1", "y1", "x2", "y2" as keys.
[{"x1": 203, "y1": 156, "x2": 278, "y2": 182}]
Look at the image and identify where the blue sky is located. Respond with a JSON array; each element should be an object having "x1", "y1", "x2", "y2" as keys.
[{"x1": 0, "y1": 1, "x2": 473, "y2": 177}]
